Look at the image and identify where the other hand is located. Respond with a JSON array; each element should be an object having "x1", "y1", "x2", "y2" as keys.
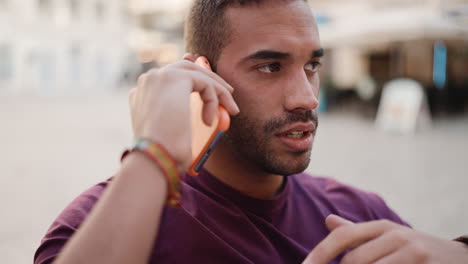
[{"x1": 303, "y1": 215, "x2": 468, "y2": 264}]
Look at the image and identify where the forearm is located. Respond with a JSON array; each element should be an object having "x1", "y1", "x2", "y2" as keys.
[{"x1": 54, "y1": 152, "x2": 168, "y2": 264}]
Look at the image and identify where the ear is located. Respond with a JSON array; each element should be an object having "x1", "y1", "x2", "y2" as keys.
[
  {"x1": 195, "y1": 56, "x2": 213, "y2": 71},
  {"x1": 325, "y1": 214, "x2": 354, "y2": 231},
  {"x1": 183, "y1": 53, "x2": 197, "y2": 62}
]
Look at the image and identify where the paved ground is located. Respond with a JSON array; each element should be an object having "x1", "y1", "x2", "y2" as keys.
[{"x1": 1, "y1": 92, "x2": 467, "y2": 263}]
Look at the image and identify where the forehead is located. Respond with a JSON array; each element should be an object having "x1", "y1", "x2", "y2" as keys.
[{"x1": 222, "y1": 1, "x2": 320, "y2": 60}]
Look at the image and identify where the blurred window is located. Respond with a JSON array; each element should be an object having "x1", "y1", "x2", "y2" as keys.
[
  {"x1": 70, "y1": 44, "x2": 81, "y2": 87},
  {"x1": 69, "y1": 0, "x2": 79, "y2": 19},
  {"x1": 122, "y1": 5, "x2": 130, "y2": 25},
  {"x1": 95, "y1": 54, "x2": 107, "y2": 85},
  {"x1": 36, "y1": 52, "x2": 56, "y2": 94},
  {"x1": 95, "y1": 1, "x2": 105, "y2": 22},
  {"x1": 0, "y1": 0, "x2": 8, "y2": 9},
  {"x1": 141, "y1": 14, "x2": 154, "y2": 30},
  {"x1": 38, "y1": 0, "x2": 52, "y2": 16},
  {"x1": 372, "y1": 0, "x2": 411, "y2": 9},
  {"x1": 0, "y1": 44, "x2": 13, "y2": 82}
]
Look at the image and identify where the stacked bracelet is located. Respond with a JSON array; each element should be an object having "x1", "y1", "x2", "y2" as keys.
[{"x1": 121, "y1": 138, "x2": 182, "y2": 207}]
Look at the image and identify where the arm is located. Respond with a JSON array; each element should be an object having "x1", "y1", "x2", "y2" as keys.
[
  {"x1": 52, "y1": 56, "x2": 239, "y2": 264},
  {"x1": 54, "y1": 152, "x2": 167, "y2": 264}
]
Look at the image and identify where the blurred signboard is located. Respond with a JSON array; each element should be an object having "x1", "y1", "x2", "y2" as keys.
[{"x1": 376, "y1": 78, "x2": 431, "y2": 134}]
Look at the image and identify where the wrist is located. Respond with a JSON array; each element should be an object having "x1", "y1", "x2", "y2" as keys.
[
  {"x1": 121, "y1": 138, "x2": 183, "y2": 207},
  {"x1": 138, "y1": 133, "x2": 189, "y2": 172},
  {"x1": 121, "y1": 151, "x2": 168, "y2": 185}
]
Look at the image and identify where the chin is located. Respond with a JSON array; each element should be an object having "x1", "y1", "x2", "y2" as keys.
[
  {"x1": 262, "y1": 150, "x2": 311, "y2": 176},
  {"x1": 264, "y1": 163, "x2": 309, "y2": 176}
]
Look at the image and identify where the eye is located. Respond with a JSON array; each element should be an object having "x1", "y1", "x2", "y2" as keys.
[
  {"x1": 258, "y1": 62, "x2": 281, "y2": 73},
  {"x1": 304, "y1": 61, "x2": 322, "y2": 73}
]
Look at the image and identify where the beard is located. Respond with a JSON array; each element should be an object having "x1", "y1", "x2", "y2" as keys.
[{"x1": 220, "y1": 109, "x2": 318, "y2": 176}]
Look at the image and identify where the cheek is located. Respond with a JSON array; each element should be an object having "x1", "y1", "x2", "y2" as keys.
[
  {"x1": 314, "y1": 74, "x2": 320, "y2": 95},
  {"x1": 225, "y1": 78, "x2": 258, "y2": 108},
  {"x1": 230, "y1": 90, "x2": 271, "y2": 129},
  {"x1": 217, "y1": 71, "x2": 252, "y2": 102},
  {"x1": 233, "y1": 88, "x2": 260, "y2": 115},
  {"x1": 218, "y1": 69, "x2": 282, "y2": 114}
]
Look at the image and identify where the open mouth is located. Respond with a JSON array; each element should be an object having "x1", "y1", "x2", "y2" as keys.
[{"x1": 283, "y1": 131, "x2": 311, "y2": 139}]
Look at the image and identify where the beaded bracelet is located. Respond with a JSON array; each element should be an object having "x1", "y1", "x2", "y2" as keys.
[{"x1": 121, "y1": 138, "x2": 182, "y2": 207}]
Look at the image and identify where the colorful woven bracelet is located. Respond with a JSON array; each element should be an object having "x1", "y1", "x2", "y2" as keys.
[{"x1": 121, "y1": 138, "x2": 182, "y2": 207}]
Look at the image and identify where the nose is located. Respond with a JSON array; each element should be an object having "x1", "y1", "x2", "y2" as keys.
[{"x1": 283, "y1": 71, "x2": 319, "y2": 112}]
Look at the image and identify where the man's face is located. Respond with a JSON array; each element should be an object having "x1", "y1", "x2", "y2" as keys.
[{"x1": 216, "y1": 0, "x2": 322, "y2": 176}]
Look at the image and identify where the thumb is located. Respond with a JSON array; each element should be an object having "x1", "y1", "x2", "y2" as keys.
[{"x1": 325, "y1": 214, "x2": 354, "y2": 231}]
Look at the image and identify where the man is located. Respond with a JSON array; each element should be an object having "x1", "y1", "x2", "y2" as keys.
[{"x1": 35, "y1": 0, "x2": 468, "y2": 263}]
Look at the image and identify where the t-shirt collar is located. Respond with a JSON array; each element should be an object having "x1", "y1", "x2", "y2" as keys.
[{"x1": 184, "y1": 168, "x2": 290, "y2": 219}]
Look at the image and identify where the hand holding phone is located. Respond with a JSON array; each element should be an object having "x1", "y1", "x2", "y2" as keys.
[{"x1": 187, "y1": 57, "x2": 231, "y2": 176}]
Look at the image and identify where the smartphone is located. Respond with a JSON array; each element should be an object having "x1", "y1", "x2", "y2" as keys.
[{"x1": 187, "y1": 57, "x2": 230, "y2": 176}]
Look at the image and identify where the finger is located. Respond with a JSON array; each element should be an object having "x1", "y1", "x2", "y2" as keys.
[
  {"x1": 187, "y1": 70, "x2": 239, "y2": 115},
  {"x1": 194, "y1": 57, "x2": 238, "y2": 102},
  {"x1": 179, "y1": 60, "x2": 235, "y2": 94},
  {"x1": 128, "y1": 87, "x2": 138, "y2": 133},
  {"x1": 373, "y1": 243, "x2": 428, "y2": 264},
  {"x1": 183, "y1": 53, "x2": 197, "y2": 62},
  {"x1": 128, "y1": 87, "x2": 137, "y2": 105},
  {"x1": 340, "y1": 230, "x2": 403, "y2": 264},
  {"x1": 216, "y1": 88, "x2": 240, "y2": 115},
  {"x1": 325, "y1": 215, "x2": 354, "y2": 231},
  {"x1": 128, "y1": 87, "x2": 138, "y2": 112},
  {"x1": 303, "y1": 220, "x2": 396, "y2": 264},
  {"x1": 198, "y1": 83, "x2": 218, "y2": 126},
  {"x1": 137, "y1": 72, "x2": 148, "y2": 87}
]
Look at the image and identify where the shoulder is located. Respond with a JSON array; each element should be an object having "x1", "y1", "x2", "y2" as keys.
[
  {"x1": 34, "y1": 179, "x2": 111, "y2": 264},
  {"x1": 289, "y1": 173, "x2": 409, "y2": 225},
  {"x1": 55, "y1": 180, "x2": 110, "y2": 227}
]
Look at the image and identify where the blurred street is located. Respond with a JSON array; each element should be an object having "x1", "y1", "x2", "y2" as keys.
[{"x1": 0, "y1": 92, "x2": 467, "y2": 263}]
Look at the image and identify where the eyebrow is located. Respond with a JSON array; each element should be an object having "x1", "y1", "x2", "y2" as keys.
[
  {"x1": 241, "y1": 50, "x2": 291, "y2": 63},
  {"x1": 312, "y1": 48, "x2": 325, "y2": 58},
  {"x1": 240, "y1": 48, "x2": 325, "y2": 64}
]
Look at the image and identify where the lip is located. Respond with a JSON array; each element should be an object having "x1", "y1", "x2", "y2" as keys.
[
  {"x1": 275, "y1": 122, "x2": 316, "y2": 136},
  {"x1": 275, "y1": 122, "x2": 316, "y2": 152}
]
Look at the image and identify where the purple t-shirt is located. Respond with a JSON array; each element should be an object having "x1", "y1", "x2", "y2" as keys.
[{"x1": 34, "y1": 169, "x2": 408, "y2": 263}]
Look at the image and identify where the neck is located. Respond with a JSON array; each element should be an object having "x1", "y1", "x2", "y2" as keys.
[{"x1": 204, "y1": 143, "x2": 284, "y2": 199}]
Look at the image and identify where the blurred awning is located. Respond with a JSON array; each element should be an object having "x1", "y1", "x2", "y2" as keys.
[{"x1": 320, "y1": 7, "x2": 468, "y2": 48}]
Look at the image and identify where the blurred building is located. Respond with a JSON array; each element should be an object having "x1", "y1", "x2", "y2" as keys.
[
  {"x1": 313, "y1": 0, "x2": 468, "y2": 114},
  {"x1": 128, "y1": 0, "x2": 189, "y2": 65},
  {"x1": 5, "y1": 0, "x2": 465, "y2": 111},
  {"x1": 0, "y1": 0, "x2": 135, "y2": 96}
]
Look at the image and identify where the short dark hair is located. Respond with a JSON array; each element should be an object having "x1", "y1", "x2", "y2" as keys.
[{"x1": 185, "y1": 0, "x2": 306, "y2": 71}]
